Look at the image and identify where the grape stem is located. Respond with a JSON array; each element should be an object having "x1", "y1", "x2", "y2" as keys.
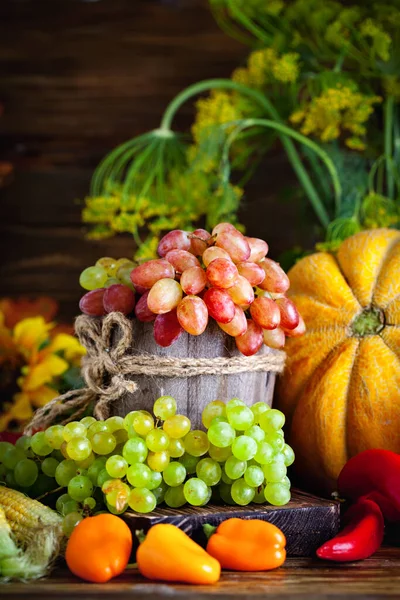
[
  {"x1": 203, "y1": 523, "x2": 217, "y2": 539},
  {"x1": 159, "y1": 79, "x2": 334, "y2": 229},
  {"x1": 35, "y1": 486, "x2": 64, "y2": 502}
]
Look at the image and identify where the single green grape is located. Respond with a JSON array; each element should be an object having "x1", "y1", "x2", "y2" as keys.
[
  {"x1": 264, "y1": 482, "x2": 291, "y2": 506},
  {"x1": 254, "y1": 441, "x2": 274, "y2": 465},
  {"x1": 44, "y1": 425, "x2": 65, "y2": 449},
  {"x1": 196, "y1": 458, "x2": 221, "y2": 486},
  {"x1": 163, "y1": 462, "x2": 186, "y2": 487},
  {"x1": 116, "y1": 264, "x2": 135, "y2": 289},
  {"x1": 183, "y1": 478, "x2": 209, "y2": 506},
  {"x1": 56, "y1": 493, "x2": 72, "y2": 513},
  {"x1": 15, "y1": 436, "x2": 31, "y2": 451},
  {"x1": 55, "y1": 459, "x2": 78, "y2": 487},
  {"x1": 244, "y1": 425, "x2": 265, "y2": 444},
  {"x1": 67, "y1": 437, "x2": 92, "y2": 462},
  {"x1": 2, "y1": 447, "x2": 26, "y2": 470},
  {"x1": 5, "y1": 471, "x2": 17, "y2": 488},
  {"x1": 106, "y1": 455, "x2": 128, "y2": 478},
  {"x1": 227, "y1": 406, "x2": 254, "y2": 431},
  {"x1": 87, "y1": 421, "x2": 109, "y2": 439},
  {"x1": 179, "y1": 453, "x2": 200, "y2": 474},
  {"x1": 96, "y1": 256, "x2": 118, "y2": 275},
  {"x1": 83, "y1": 497, "x2": 97, "y2": 510},
  {"x1": 231, "y1": 478, "x2": 255, "y2": 505},
  {"x1": 201, "y1": 400, "x2": 226, "y2": 429},
  {"x1": 63, "y1": 499, "x2": 81, "y2": 516},
  {"x1": 79, "y1": 265, "x2": 108, "y2": 291},
  {"x1": 164, "y1": 484, "x2": 186, "y2": 508},
  {"x1": 282, "y1": 444, "x2": 295, "y2": 466},
  {"x1": 244, "y1": 465, "x2": 264, "y2": 487},
  {"x1": 63, "y1": 421, "x2": 87, "y2": 442},
  {"x1": 183, "y1": 430, "x2": 209, "y2": 457},
  {"x1": 30, "y1": 432, "x2": 53, "y2": 456},
  {"x1": 68, "y1": 475, "x2": 94, "y2": 502},
  {"x1": 128, "y1": 488, "x2": 156, "y2": 514},
  {"x1": 80, "y1": 416, "x2": 97, "y2": 428},
  {"x1": 147, "y1": 450, "x2": 170, "y2": 472},
  {"x1": 87, "y1": 457, "x2": 107, "y2": 484},
  {"x1": 232, "y1": 435, "x2": 257, "y2": 461},
  {"x1": 76, "y1": 452, "x2": 95, "y2": 469},
  {"x1": 163, "y1": 415, "x2": 191, "y2": 439},
  {"x1": 207, "y1": 422, "x2": 235, "y2": 448},
  {"x1": 259, "y1": 409, "x2": 285, "y2": 432},
  {"x1": 226, "y1": 398, "x2": 245, "y2": 411},
  {"x1": 168, "y1": 438, "x2": 185, "y2": 458},
  {"x1": 152, "y1": 480, "x2": 168, "y2": 504},
  {"x1": 41, "y1": 457, "x2": 59, "y2": 478},
  {"x1": 14, "y1": 459, "x2": 38, "y2": 487},
  {"x1": 147, "y1": 470, "x2": 163, "y2": 490},
  {"x1": 106, "y1": 501, "x2": 128, "y2": 516},
  {"x1": 267, "y1": 432, "x2": 285, "y2": 452},
  {"x1": 132, "y1": 412, "x2": 155, "y2": 437},
  {"x1": 105, "y1": 416, "x2": 124, "y2": 433},
  {"x1": 126, "y1": 463, "x2": 152, "y2": 487},
  {"x1": 208, "y1": 444, "x2": 232, "y2": 463},
  {"x1": 104, "y1": 277, "x2": 120, "y2": 288},
  {"x1": 263, "y1": 456, "x2": 287, "y2": 482},
  {"x1": 218, "y1": 482, "x2": 234, "y2": 505},
  {"x1": 153, "y1": 396, "x2": 177, "y2": 420},
  {"x1": 62, "y1": 512, "x2": 83, "y2": 536},
  {"x1": 224, "y1": 456, "x2": 247, "y2": 480},
  {"x1": 113, "y1": 429, "x2": 129, "y2": 444},
  {"x1": 91, "y1": 432, "x2": 116, "y2": 455},
  {"x1": 280, "y1": 475, "x2": 291, "y2": 488},
  {"x1": 251, "y1": 401, "x2": 270, "y2": 423},
  {"x1": 0, "y1": 442, "x2": 13, "y2": 461},
  {"x1": 123, "y1": 438, "x2": 148, "y2": 464},
  {"x1": 97, "y1": 468, "x2": 111, "y2": 488},
  {"x1": 201, "y1": 486, "x2": 212, "y2": 506},
  {"x1": 146, "y1": 429, "x2": 170, "y2": 452}
]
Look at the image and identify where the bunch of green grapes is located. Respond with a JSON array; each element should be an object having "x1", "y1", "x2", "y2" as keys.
[
  {"x1": 0, "y1": 396, "x2": 293, "y2": 538},
  {"x1": 78, "y1": 256, "x2": 137, "y2": 316}
]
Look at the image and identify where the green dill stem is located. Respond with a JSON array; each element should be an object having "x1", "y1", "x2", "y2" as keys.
[
  {"x1": 225, "y1": 0, "x2": 273, "y2": 45},
  {"x1": 222, "y1": 119, "x2": 341, "y2": 227},
  {"x1": 160, "y1": 79, "x2": 333, "y2": 229},
  {"x1": 385, "y1": 95, "x2": 395, "y2": 200}
]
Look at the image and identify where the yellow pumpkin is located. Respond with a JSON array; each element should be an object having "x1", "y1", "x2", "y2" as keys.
[{"x1": 276, "y1": 228, "x2": 400, "y2": 494}]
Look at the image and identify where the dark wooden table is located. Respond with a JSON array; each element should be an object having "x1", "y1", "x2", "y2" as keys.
[{"x1": 4, "y1": 547, "x2": 400, "y2": 600}]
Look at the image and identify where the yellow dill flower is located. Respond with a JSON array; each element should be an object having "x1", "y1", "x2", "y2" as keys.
[
  {"x1": 272, "y1": 53, "x2": 300, "y2": 83},
  {"x1": 360, "y1": 18, "x2": 391, "y2": 62},
  {"x1": 290, "y1": 85, "x2": 381, "y2": 149},
  {"x1": 361, "y1": 193, "x2": 399, "y2": 230},
  {"x1": 233, "y1": 47, "x2": 300, "y2": 89},
  {"x1": 192, "y1": 91, "x2": 243, "y2": 144}
]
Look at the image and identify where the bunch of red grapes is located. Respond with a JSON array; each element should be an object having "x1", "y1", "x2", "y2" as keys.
[{"x1": 79, "y1": 224, "x2": 304, "y2": 356}]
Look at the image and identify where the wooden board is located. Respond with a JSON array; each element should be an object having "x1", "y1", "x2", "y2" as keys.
[
  {"x1": 111, "y1": 320, "x2": 278, "y2": 429},
  {"x1": 6, "y1": 547, "x2": 400, "y2": 600},
  {"x1": 122, "y1": 489, "x2": 340, "y2": 557}
]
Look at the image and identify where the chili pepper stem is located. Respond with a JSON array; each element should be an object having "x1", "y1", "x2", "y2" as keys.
[
  {"x1": 203, "y1": 524, "x2": 217, "y2": 539},
  {"x1": 135, "y1": 530, "x2": 147, "y2": 544},
  {"x1": 125, "y1": 562, "x2": 138, "y2": 569}
]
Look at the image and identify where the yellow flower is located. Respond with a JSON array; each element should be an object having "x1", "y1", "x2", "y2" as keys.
[
  {"x1": 13, "y1": 317, "x2": 53, "y2": 360},
  {"x1": 360, "y1": 18, "x2": 391, "y2": 62},
  {"x1": 233, "y1": 48, "x2": 300, "y2": 88},
  {"x1": 192, "y1": 91, "x2": 243, "y2": 144},
  {"x1": 290, "y1": 85, "x2": 381, "y2": 149},
  {"x1": 47, "y1": 333, "x2": 86, "y2": 365}
]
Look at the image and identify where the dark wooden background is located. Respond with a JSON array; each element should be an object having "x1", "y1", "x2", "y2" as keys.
[{"x1": 0, "y1": 0, "x2": 310, "y2": 322}]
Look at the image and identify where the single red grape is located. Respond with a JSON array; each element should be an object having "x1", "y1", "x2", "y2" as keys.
[
  {"x1": 203, "y1": 288, "x2": 235, "y2": 324},
  {"x1": 103, "y1": 284, "x2": 136, "y2": 315},
  {"x1": 154, "y1": 310, "x2": 184, "y2": 347},
  {"x1": 79, "y1": 289, "x2": 106, "y2": 317}
]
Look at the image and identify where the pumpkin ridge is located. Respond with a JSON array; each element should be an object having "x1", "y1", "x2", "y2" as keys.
[
  {"x1": 379, "y1": 330, "x2": 400, "y2": 361},
  {"x1": 330, "y1": 250, "x2": 361, "y2": 309},
  {"x1": 371, "y1": 236, "x2": 400, "y2": 304},
  {"x1": 344, "y1": 337, "x2": 362, "y2": 468}
]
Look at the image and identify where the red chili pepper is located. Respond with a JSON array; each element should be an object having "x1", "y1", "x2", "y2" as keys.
[
  {"x1": 338, "y1": 449, "x2": 400, "y2": 522},
  {"x1": 317, "y1": 497, "x2": 384, "y2": 562}
]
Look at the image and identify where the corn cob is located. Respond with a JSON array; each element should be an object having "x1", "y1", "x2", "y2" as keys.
[{"x1": 0, "y1": 487, "x2": 63, "y2": 581}]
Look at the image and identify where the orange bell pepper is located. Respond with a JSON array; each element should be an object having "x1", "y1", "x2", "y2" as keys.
[
  {"x1": 136, "y1": 523, "x2": 221, "y2": 584},
  {"x1": 205, "y1": 518, "x2": 286, "y2": 571},
  {"x1": 65, "y1": 514, "x2": 132, "y2": 583}
]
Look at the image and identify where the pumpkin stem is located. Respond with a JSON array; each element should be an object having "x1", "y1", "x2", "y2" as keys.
[{"x1": 351, "y1": 307, "x2": 385, "y2": 337}]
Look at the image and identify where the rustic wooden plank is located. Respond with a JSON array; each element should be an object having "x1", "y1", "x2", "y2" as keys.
[
  {"x1": 5, "y1": 547, "x2": 400, "y2": 600},
  {"x1": 122, "y1": 489, "x2": 340, "y2": 557},
  {"x1": 112, "y1": 320, "x2": 277, "y2": 428}
]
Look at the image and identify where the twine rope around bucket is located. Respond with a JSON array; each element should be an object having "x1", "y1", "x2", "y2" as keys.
[{"x1": 24, "y1": 312, "x2": 286, "y2": 434}]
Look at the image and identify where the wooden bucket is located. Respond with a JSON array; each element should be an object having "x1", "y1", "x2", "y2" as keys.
[{"x1": 111, "y1": 320, "x2": 280, "y2": 429}]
